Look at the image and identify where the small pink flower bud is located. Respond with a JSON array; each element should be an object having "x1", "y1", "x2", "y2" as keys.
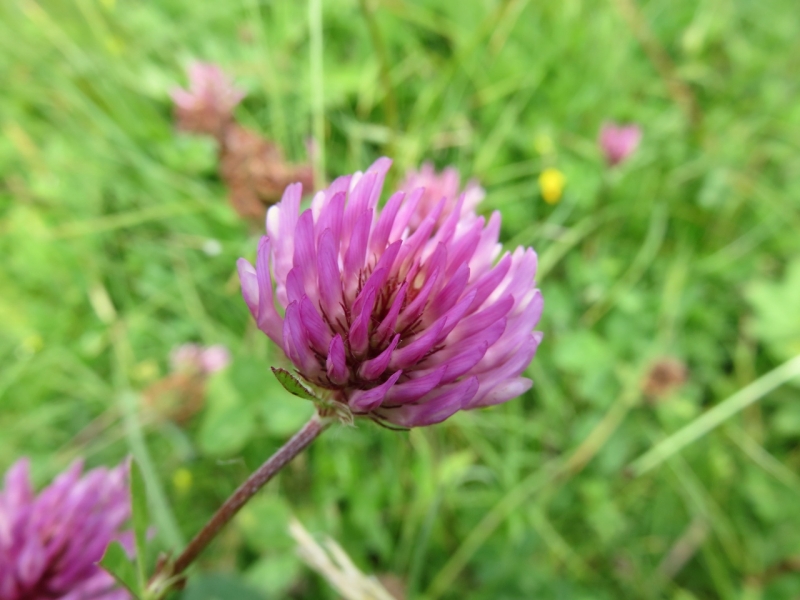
[
  {"x1": 599, "y1": 122, "x2": 642, "y2": 166},
  {"x1": 171, "y1": 62, "x2": 245, "y2": 137}
]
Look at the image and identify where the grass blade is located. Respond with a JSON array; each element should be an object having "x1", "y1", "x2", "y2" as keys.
[{"x1": 629, "y1": 355, "x2": 800, "y2": 476}]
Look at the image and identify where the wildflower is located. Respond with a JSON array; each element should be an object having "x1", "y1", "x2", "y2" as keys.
[
  {"x1": 399, "y1": 163, "x2": 485, "y2": 230},
  {"x1": 642, "y1": 357, "x2": 688, "y2": 400},
  {"x1": 171, "y1": 343, "x2": 231, "y2": 375},
  {"x1": 599, "y1": 122, "x2": 642, "y2": 166},
  {"x1": 171, "y1": 62, "x2": 245, "y2": 138},
  {"x1": 172, "y1": 468, "x2": 193, "y2": 496},
  {"x1": 539, "y1": 168, "x2": 566, "y2": 204},
  {"x1": 142, "y1": 344, "x2": 231, "y2": 423},
  {"x1": 237, "y1": 158, "x2": 543, "y2": 427},
  {"x1": 219, "y1": 125, "x2": 314, "y2": 219},
  {"x1": 171, "y1": 63, "x2": 315, "y2": 219},
  {"x1": 0, "y1": 459, "x2": 131, "y2": 600}
]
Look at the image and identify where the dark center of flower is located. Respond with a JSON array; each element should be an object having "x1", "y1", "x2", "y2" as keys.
[{"x1": 313, "y1": 263, "x2": 434, "y2": 394}]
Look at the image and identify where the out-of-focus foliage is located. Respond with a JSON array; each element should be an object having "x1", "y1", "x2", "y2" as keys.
[
  {"x1": 746, "y1": 259, "x2": 800, "y2": 363},
  {"x1": 1, "y1": 0, "x2": 799, "y2": 598}
]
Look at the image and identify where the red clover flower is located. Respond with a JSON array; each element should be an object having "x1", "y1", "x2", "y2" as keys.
[
  {"x1": 171, "y1": 62, "x2": 245, "y2": 138},
  {"x1": 599, "y1": 122, "x2": 642, "y2": 166},
  {"x1": 171, "y1": 343, "x2": 231, "y2": 375},
  {"x1": 0, "y1": 459, "x2": 131, "y2": 600},
  {"x1": 399, "y1": 162, "x2": 485, "y2": 230},
  {"x1": 237, "y1": 158, "x2": 543, "y2": 427}
]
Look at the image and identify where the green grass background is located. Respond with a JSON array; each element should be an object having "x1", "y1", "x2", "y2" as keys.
[{"x1": 2, "y1": 0, "x2": 800, "y2": 598}]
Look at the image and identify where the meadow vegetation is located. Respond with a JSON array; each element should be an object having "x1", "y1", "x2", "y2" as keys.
[{"x1": 1, "y1": 0, "x2": 799, "y2": 598}]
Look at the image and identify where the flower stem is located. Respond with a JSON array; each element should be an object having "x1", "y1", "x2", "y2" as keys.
[{"x1": 169, "y1": 413, "x2": 329, "y2": 577}]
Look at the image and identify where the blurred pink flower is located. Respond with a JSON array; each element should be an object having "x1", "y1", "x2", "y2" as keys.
[
  {"x1": 171, "y1": 343, "x2": 231, "y2": 375},
  {"x1": 0, "y1": 459, "x2": 131, "y2": 600},
  {"x1": 171, "y1": 62, "x2": 246, "y2": 137},
  {"x1": 399, "y1": 163, "x2": 485, "y2": 230},
  {"x1": 237, "y1": 158, "x2": 543, "y2": 427},
  {"x1": 599, "y1": 122, "x2": 642, "y2": 166}
]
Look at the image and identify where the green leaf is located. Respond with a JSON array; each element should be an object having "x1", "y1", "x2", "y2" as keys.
[
  {"x1": 772, "y1": 402, "x2": 800, "y2": 437},
  {"x1": 99, "y1": 542, "x2": 140, "y2": 598},
  {"x1": 180, "y1": 574, "x2": 266, "y2": 600},
  {"x1": 745, "y1": 258, "x2": 800, "y2": 363},
  {"x1": 236, "y1": 495, "x2": 294, "y2": 552},
  {"x1": 258, "y1": 391, "x2": 315, "y2": 437},
  {"x1": 130, "y1": 459, "x2": 149, "y2": 591},
  {"x1": 245, "y1": 554, "x2": 302, "y2": 598},
  {"x1": 270, "y1": 367, "x2": 316, "y2": 400},
  {"x1": 199, "y1": 371, "x2": 255, "y2": 456}
]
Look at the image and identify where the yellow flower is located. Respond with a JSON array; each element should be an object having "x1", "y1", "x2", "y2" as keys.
[
  {"x1": 172, "y1": 468, "x2": 193, "y2": 495},
  {"x1": 539, "y1": 168, "x2": 566, "y2": 204}
]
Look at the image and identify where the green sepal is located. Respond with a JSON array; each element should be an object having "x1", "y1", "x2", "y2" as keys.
[
  {"x1": 271, "y1": 367, "x2": 317, "y2": 400},
  {"x1": 99, "y1": 541, "x2": 140, "y2": 598}
]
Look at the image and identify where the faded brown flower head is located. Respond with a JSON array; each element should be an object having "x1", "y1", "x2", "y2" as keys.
[
  {"x1": 141, "y1": 373, "x2": 206, "y2": 424},
  {"x1": 220, "y1": 124, "x2": 314, "y2": 220},
  {"x1": 642, "y1": 357, "x2": 688, "y2": 400},
  {"x1": 172, "y1": 63, "x2": 315, "y2": 221},
  {"x1": 142, "y1": 344, "x2": 231, "y2": 423}
]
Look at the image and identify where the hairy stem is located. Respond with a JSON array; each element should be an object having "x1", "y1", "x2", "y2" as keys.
[{"x1": 169, "y1": 414, "x2": 329, "y2": 577}]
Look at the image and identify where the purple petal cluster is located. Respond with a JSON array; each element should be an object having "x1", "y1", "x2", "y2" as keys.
[
  {"x1": 238, "y1": 158, "x2": 542, "y2": 427},
  {"x1": 171, "y1": 62, "x2": 245, "y2": 137},
  {"x1": 399, "y1": 162, "x2": 485, "y2": 230},
  {"x1": 171, "y1": 343, "x2": 231, "y2": 375},
  {"x1": 0, "y1": 459, "x2": 131, "y2": 600},
  {"x1": 599, "y1": 122, "x2": 642, "y2": 166}
]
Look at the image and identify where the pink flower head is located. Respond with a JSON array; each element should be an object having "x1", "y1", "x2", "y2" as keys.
[
  {"x1": 599, "y1": 122, "x2": 642, "y2": 166},
  {"x1": 171, "y1": 62, "x2": 246, "y2": 137},
  {"x1": 0, "y1": 459, "x2": 131, "y2": 600},
  {"x1": 171, "y1": 343, "x2": 232, "y2": 375},
  {"x1": 237, "y1": 158, "x2": 543, "y2": 427},
  {"x1": 399, "y1": 163, "x2": 485, "y2": 231}
]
